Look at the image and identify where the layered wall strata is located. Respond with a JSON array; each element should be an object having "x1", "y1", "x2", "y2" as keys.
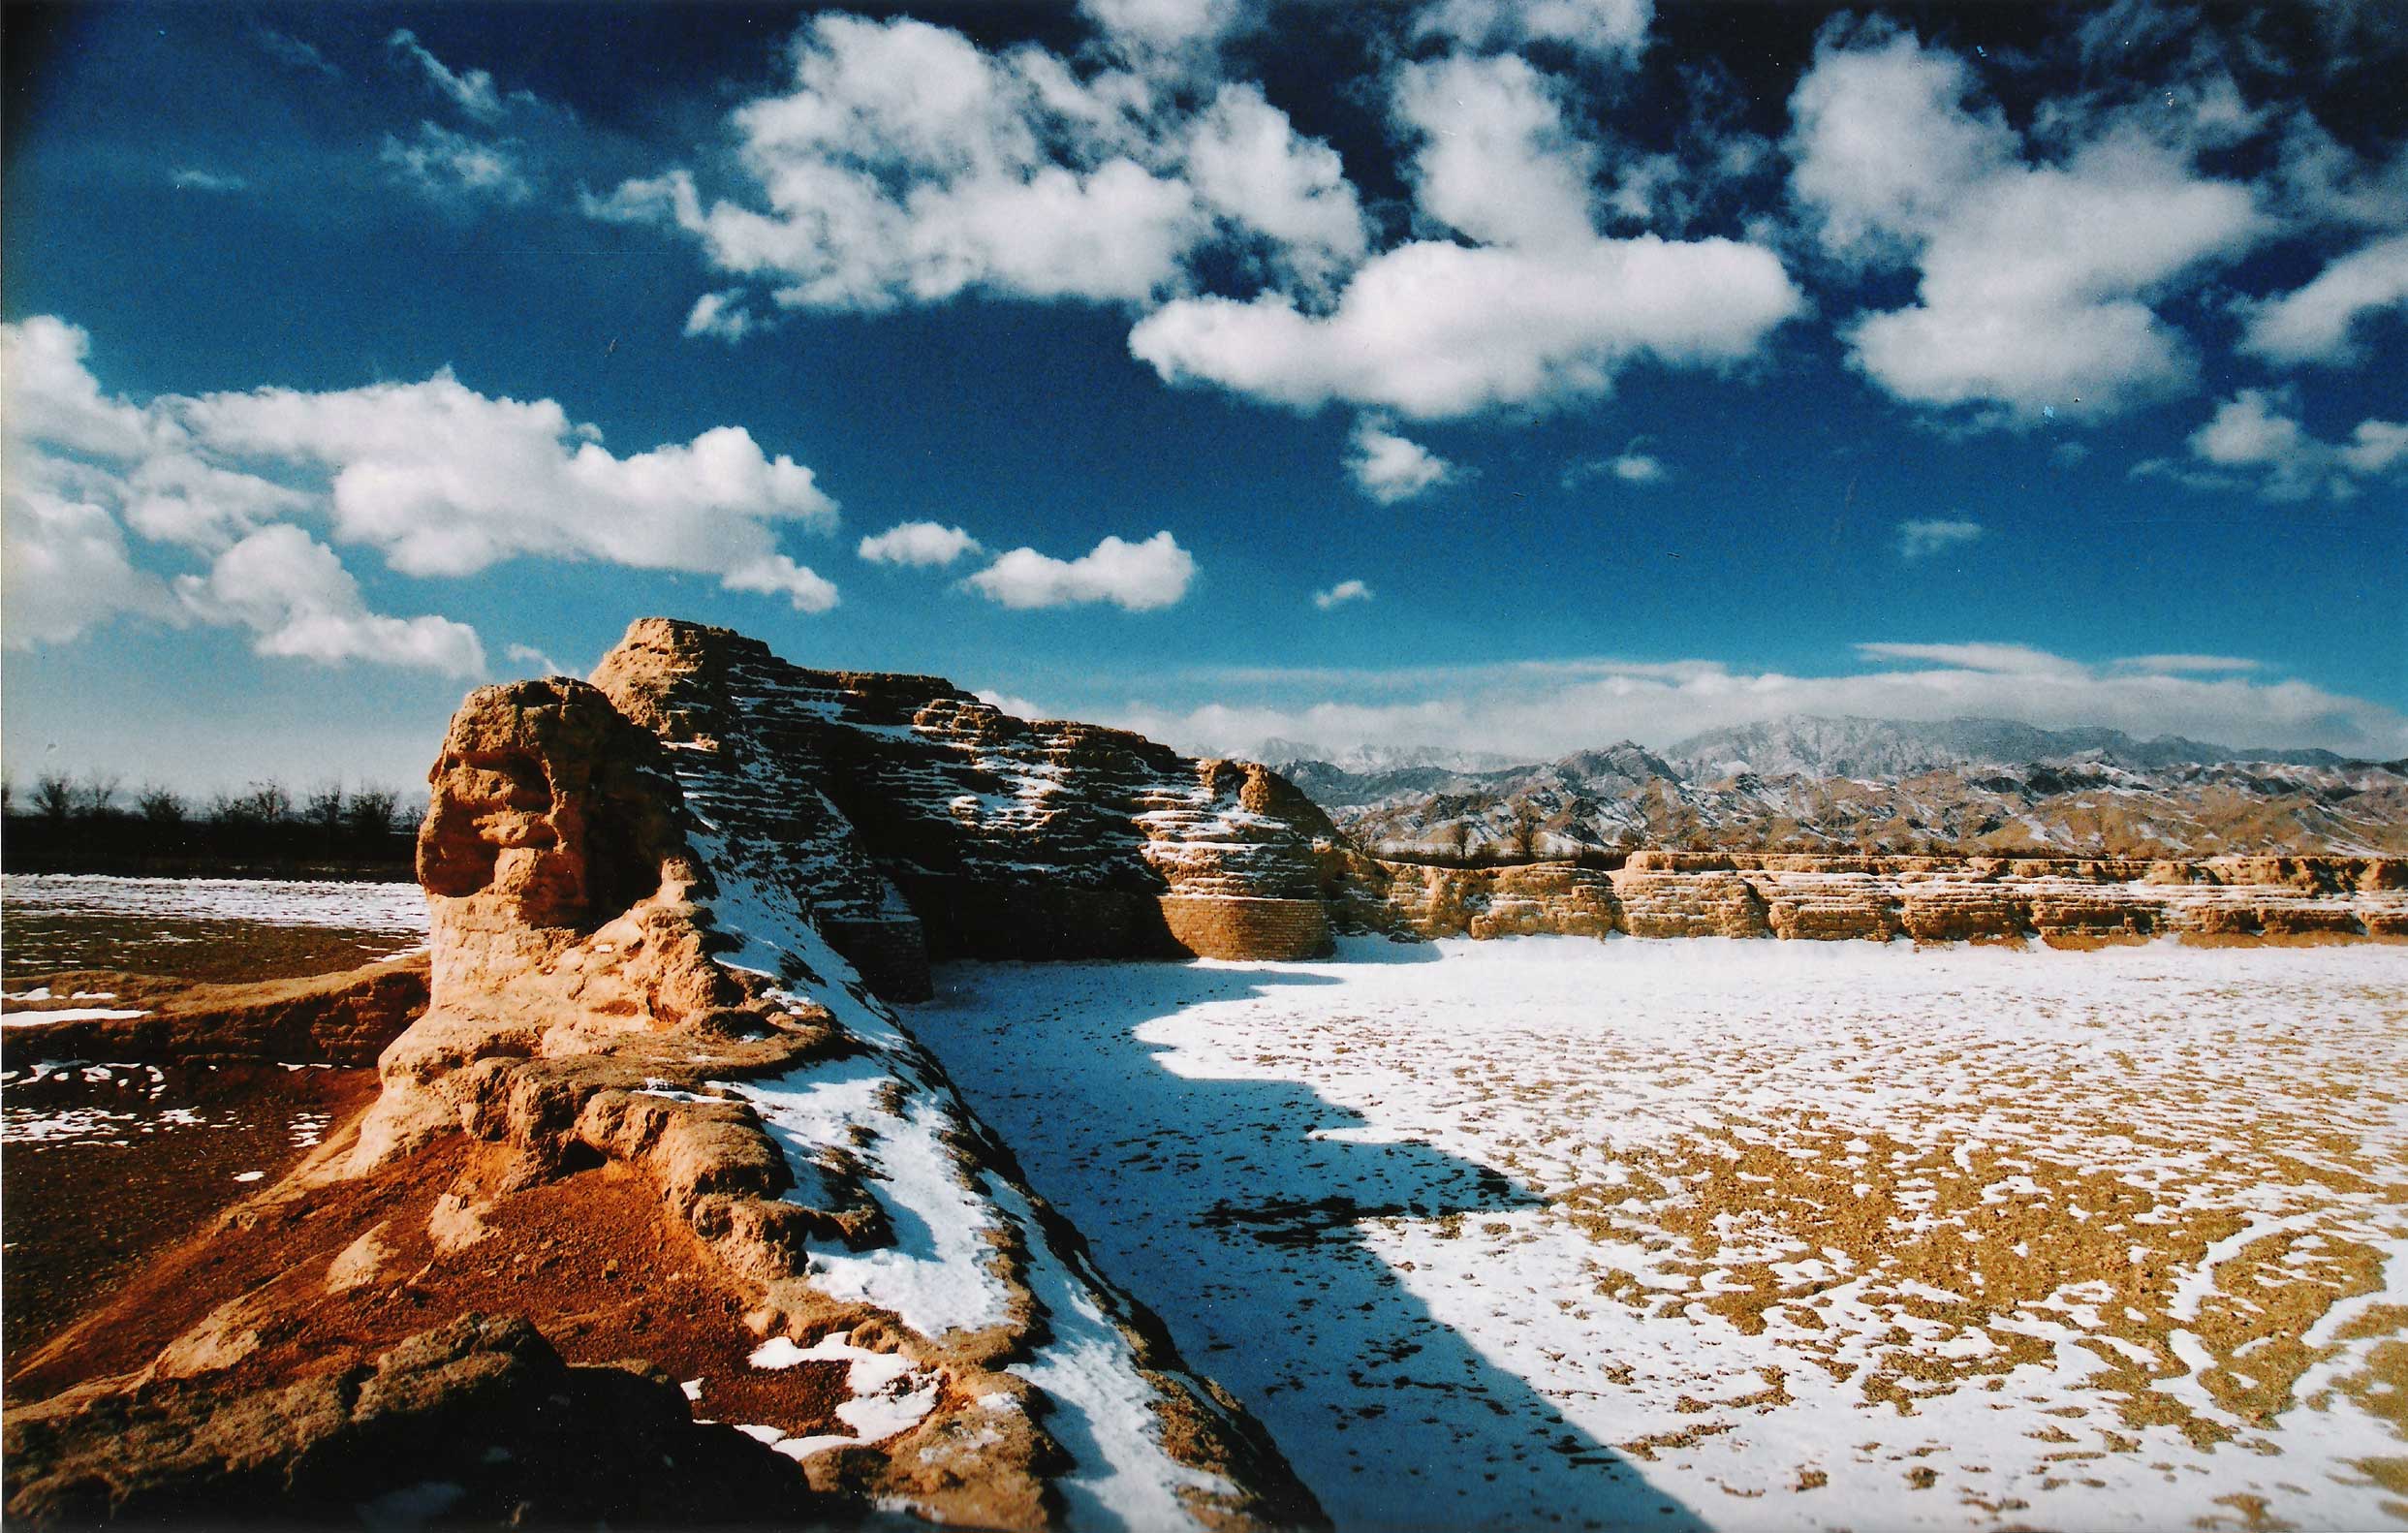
[
  {"x1": 590, "y1": 618, "x2": 1362, "y2": 995},
  {"x1": 371, "y1": 676, "x2": 1322, "y2": 1529},
  {"x1": 1381, "y1": 853, "x2": 2408, "y2": 945}
]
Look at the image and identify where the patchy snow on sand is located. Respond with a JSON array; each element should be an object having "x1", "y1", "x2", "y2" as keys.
[
  {"x1": 905, "y1": 937, "x2": 2408, "y2": 1532},
  {"x1": 744, "y1": 1330, "x2": 946, "y2": 1459},
  {"x1": 0, "y1": 874, "x2": 428, "y2": 933},
  {"x1": 672, "y1": 812, "x2": 1259, "y2": 1528}
]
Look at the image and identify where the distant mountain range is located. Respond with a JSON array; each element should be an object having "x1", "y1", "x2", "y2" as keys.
[
  {"x1": 1661, "y1": 715, "x2": 2349, "y2": 780},
  {"x1": 1261, "y1": 714, "x2": 2405, "y2": 858}
]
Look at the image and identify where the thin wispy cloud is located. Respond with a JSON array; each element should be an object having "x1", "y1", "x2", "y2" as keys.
[
  {"x1": 387, "y1": 28, "x2": 519, "y2": 122},
  {"x1": 1312, "y1": 579, "x2": 1373, "y2": 610},
  {"x1": 253, "y1": 26, "x2": 339, "y2": 79},
  {"x1": 380, "y1": 123, "x2": 532, "y2": 204},
  {"x1": 1096, "y1": 643, "x2": 2405, "y2": 763},
  {"x1": 504, "y1": 642, "x2": 572, "y2": 677},
  {"x1": 1894, "y1": 517, "x2": 1985, "y2": 558}
]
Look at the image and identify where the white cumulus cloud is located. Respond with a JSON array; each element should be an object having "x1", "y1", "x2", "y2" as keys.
[
  {"x1": 2168, "y1": 389, "x2": 2408, "y2": 501},
  {"x1": 1414, "y1": 0, "x2": 1652, "y2": 65},
  {"x1": 2, "y1": 315, "x2": 850, "y2": 659},
  {"x1": 1313, "y1": 578, "x2": 1373, "y2": 610},
  {"x1": 179, "y1": 372, "x2": 841, "y2": 602},
  {"x1": 1788, "y1": 25, "x2": 2267, "y2": 426},
  {"x1": 173, "y1": 524, "x2": 486, "y2": 675},
  {"x1": 1392, "y1": 53, "x2": 1599, "y2": 252},
  {"x1": 1131, "y1": 235, "x2": 1801, "y2": 419},
  {"x1": 1347, "y1": 420, "x2": 1455, "y2": 504},
  {"x1": 965, "y1": 531, "x2": 1196, "y2": 610},
  {"x1": 2237, "y1": 231, "x2": 2408, "y2": 367},
  {"x1": 587, "y1": 15, "x2": 1211, "y2": 312},
  {"x1": 1, "y1": 487, "x2": 175, "y2": 648},
  {"x1": 860, "y1": 520, "x2": 985, "y2": 568}
]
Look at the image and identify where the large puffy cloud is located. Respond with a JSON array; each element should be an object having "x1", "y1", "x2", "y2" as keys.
[
  {"x1": 1091, "y1": 643, "x2": 2408, "y2": 763},
  {"x1": 2238, "y1": 231, "x2": 2408, "y2": 367},
  {"x1": 1122, "y1": 40, "x2": 1799, "y2": 419},
  {"x1": 2, "y1": 315, "x2": 162, "y2": 459},
  {"x1": 1392, "y1": 53, "x2": 1598, "y2": 251},
  {"x1": 595, "y1": 6, "x2": 1797, "y2": 431},
  {"x1": 588, "y1": 15, "x2": 1216, "y2": 310},
  {"x1": 1, "y1": 487, "x2": 174, "y2": 647},
  {"x1": 1183, "y1": 84, "x2": 1369, "y2": 290},
  {"x1": 1079, "y1": 0, "x2": 1244, "y2": 54},
  {"x1": 1129, "y1": 234, "x2": 1801, "y2": 418},
  {"x1": 2, "y1": 316, "x2": 848, "y2": 666},
  {"x1": 1788, "y1": 27, "x2": 2267, "y2": 425},
  {"x1": 175, "y1": 525, "x2": 485, "y2": 675},
  {"x1": 964, "y1": 531, "x2": 1195, "y2": 610},
  {"x1": 178, "y1": 373, "x2": 841, "y2": 606}
]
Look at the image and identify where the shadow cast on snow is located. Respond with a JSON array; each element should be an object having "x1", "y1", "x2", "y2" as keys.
[{"x1": 905, "y1": 954, "x2": 1709, "y2": 1533}]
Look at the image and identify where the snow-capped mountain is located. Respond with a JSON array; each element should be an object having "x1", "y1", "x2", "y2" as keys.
[
  {"x1": 1268, "y1": 716, "x2": 2403, "y2": 858},
  {"x1": 1663, "y1": 715, "x2": 2348, "y2": 781}
]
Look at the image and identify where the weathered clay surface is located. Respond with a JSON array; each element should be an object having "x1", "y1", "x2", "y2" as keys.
[
  {"x1": 2, "y1": 1313, "x2": 832, "y2": 1528},
  {"x1": 0, "y1": 954, "x2": 428, "y2": 1066},
  {"x1": 1378, "y1": 853, "x2": 2408, "y2": 945},
  {"x1": 353, "y1": 674, "x2": 1314, "y2": 1531},
  {"x1": 590, "y1": 617, "x2": 1365, "y2": 994}
]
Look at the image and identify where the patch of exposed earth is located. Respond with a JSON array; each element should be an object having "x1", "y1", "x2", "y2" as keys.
[
  {"x1": 0, "y1": 874, "x2": 427, "y2": 985},
  {"x1": 906, "y1": 938, "x2": 2408, "y2": 1531},
  {"x1": 0, "y1": 1060, "x2": 376, "y2": 1365}
]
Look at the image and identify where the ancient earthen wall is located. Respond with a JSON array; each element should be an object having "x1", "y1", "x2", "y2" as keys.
[
  {"x1": 1157, "y1": 895, "x2": 1333, "y2": 960},
  {"x1": 1379, "y1": 857, "x2": 2408, "y2": 946},
  {"x1": 589, "y1": 618, "x2": 1375, "y2": 984}
]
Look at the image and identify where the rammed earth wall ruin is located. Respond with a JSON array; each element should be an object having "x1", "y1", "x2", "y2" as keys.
[
  {"x1": 1380, "y1": 853, "x2": 2408, "y2": 946},
  {"x1": 585, "y1": 618, "x2": 1370, "y2": 995},
  {"x1": 562, "y1": 619, "x2": 2403, "y2": 975}
]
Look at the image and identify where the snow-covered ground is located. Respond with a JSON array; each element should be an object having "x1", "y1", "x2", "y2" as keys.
[
  {"x1": 906, "y1": 937, "x2": 2408, "y2": 1531},
  {"x1": 0, "y1": 874, "x2": 428, "y2": 932}
]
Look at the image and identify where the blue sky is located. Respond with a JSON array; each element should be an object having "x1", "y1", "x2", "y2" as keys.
[{"x1": 4, "y1": 0, "x2": 2404, "y2": 794}]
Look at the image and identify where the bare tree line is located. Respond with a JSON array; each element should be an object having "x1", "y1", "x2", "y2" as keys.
[{"x1": 3, "y1": 771, "x2": 417, "y2": 837}]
